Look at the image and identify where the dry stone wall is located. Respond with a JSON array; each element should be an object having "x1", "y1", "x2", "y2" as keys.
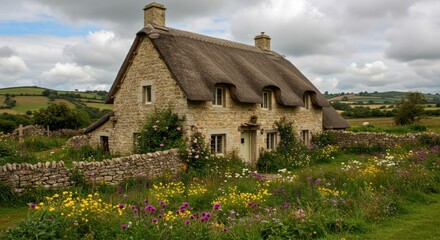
[
  {"x1": 331, "y1": 131, "x2": 440, "y2": 148},
  {"x1": 0, "y1": 149, "x2": 181, "y2": 191}
]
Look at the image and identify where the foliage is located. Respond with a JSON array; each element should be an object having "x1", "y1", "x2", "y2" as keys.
[
  {"x1": 394, "y1": 92, "x2": 426, "y2": 125},
  {"x1": 0, "y1": 113, "x2": 32, "y2": 133},
  {"x1": 312, "y1": 131, "x2": 337, "y2": 146},
  {"x1": 32, "y1": 102, "x2": 90, "y2": 130},
  {"x1": 275, "y1": 117, "x2": 297, "y2": 153},
  {"x1": 136, "y1": 109, "x2": 183, "y2": 153},
  {"x1": 3, "y1": 144, "x2": 440, "y2": 239},
  {"x1": 66, "y1": 144, "x2": 115, "y2": 162},
  {"x1": 22, "y1": 136, "x2": 67, "y2": 151},
  {"x1": 180, "y1": 132, "x2": 211, "y2": 174}
]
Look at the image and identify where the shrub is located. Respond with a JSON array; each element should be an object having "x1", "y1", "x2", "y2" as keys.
[
  {"x1": 180, "y1": 132, "x2": 211, "y2": 173},
  {"x1": 312, "y1": 131, "x2": 337, "y2": 146},
  {"x1": 136, "y1": 109, "x2": 183, "y2": 153},
  {"x1": 32, "y1": 103, "x2": 90, "y2": 130}
]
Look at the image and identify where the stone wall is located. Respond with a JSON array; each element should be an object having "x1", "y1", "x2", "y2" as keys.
[
  {"x1": 330, "y1": 131, "x2": 440, "y2": 148},
  {"x1": 0, "y1": 149, "x2": 181, "y2": 191},
  {"x1": 8, "y1": 125, "x2": 82, "y2": 140}
]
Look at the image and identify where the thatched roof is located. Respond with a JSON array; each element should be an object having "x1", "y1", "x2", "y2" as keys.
[
  {"x1": 104, "y1": 25, "x2": 348, "y2": 129},
  {"x1": 322, "y1": 107, "x2": 350, "y2": 129},
  {"x1": 106, "y1": 25, "x2": 329, "y2": 107}
]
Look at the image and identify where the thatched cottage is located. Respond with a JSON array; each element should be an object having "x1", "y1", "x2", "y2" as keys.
[{"x1": 84, "y1": 2, "x2": 349, "y2": 165}]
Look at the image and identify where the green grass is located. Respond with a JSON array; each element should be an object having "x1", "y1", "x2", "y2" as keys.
[
  {"x1": 0, "y1": 86, "x2": 45, "y2": 95},
  {"x1": 0, "y1": 96, "x2": 75, "y2": 114},
  {"x1": 82, "y1": 101, "x2": 113, "y2": 110},
  {"x1": 351, "y1": 194, "x2": 440, "y2": 240},
  {"x1": 346, "y1": 116, "x2": 440, "y2": 133},
  {"x1": 0, "y1": 207, "x2": 28, "y2": 233}
]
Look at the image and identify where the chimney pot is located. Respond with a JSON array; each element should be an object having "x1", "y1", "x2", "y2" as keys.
[
  {"x1": 143, "y1": 2, "x2": 166, "y2": 27},
  {"x1": 254, "y1": 32, "x2": 271, "y2": 52}
]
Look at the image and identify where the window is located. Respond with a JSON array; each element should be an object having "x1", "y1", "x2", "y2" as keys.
[
  {"x1": 262, "y1": 91, "x2": 271, "y2": 109},
  {"x1": 212, "y1": 87, "x2": 224, "y2": 107},
  {"x1": 301, "y1": 130, "x2": 309, "y2": 146},
  {"x1": 143, "y1": 85, "x2": 152, "y2": 104},
  {"x1": 266, "y1": 132, "x2": 277, "y2": 150},
  {"x1": 303, "y1": 94, "x2": 310, "y2": 109},
  {"x1": 210, "y1": 134, "x2": 225, "y2": 154}
]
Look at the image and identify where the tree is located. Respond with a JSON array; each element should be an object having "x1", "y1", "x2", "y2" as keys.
[
  {"x1": 32, "y1": 103, "x2": 90, "y2": 130},
  {"x1": 394, "y1": 92, "x2": 425, "y2": 125}
]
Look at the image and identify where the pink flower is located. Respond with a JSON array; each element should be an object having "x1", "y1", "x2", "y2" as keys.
[
  {"x1": 195, "y1": 155, "x2": 199, "y2": 159},
  {"x1": 160, "y1": 143, "x2": 164, "y2": 147},
  {"x1": 177, "y1": 127, "x2": 181, "y2": 131}
]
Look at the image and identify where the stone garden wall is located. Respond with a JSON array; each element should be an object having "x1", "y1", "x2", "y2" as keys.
[
  {"x1": 331, "y1": 131, "x2": 440, "y2": 148},
  {"x1": 0, "y1": 149, "x2": 181, "y2": 191}
]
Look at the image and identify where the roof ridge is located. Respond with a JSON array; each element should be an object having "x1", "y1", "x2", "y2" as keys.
[{"x1": 164, "y1": 27, "x2": 265, "y2": 53}]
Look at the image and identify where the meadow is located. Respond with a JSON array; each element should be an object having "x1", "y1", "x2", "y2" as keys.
[
  {"x1": 346, "y1": 116, "x2": 440, "y2": 133},
  {"x1": 1, "y1": 133, "x2": 439, "y2": 239}
]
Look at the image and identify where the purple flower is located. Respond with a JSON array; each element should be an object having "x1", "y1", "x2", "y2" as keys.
[
  {"x1": 213, "y1": 203, "x2": 221, "y2": 210},
  {"x1": 223, "y1": 227, "x2": 228, "y2": 232},
  {"x1": 152, "y1": 218, "x2": 158, "y2": 224},
  {"x1": 185, "y1": 220, "x2": 190, "y2": 225},
  {"x1": 200, "y1": 217, "x2": 206, "y2": 222},
  {"x1": 29, "y1": 203, "x2": 36, "y2": 209},
  {"x1": 121, "y1": 224, "x2": 127, "y2": 230},
  {"x1": 118, "y1": 203, "x2": 125, "y2": 209}
]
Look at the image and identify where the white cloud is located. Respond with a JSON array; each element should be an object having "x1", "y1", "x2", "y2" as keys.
[
  {"x1": 40, "y1": 62, "x2": 96, "y2": 83},
  {"x1": 64, "y1": 30, "x2": 131, "y2": 68}
]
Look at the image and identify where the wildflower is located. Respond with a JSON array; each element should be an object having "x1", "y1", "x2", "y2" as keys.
[
  {"x1": 152, "y1": 218, "x2": 158, "y2": 224},
  {"x1": 159, "y1": 143, "x2": 164, "y2": 147},
  {"x1": 223, "y1": 227, "x2": 228, "y2": 232},
  {"x1": 118, "y1": 203, "x2": 125, "y2": 209},
  {"x1": 29, "y1": 203, "x2": 36, "y2": 209},
  {"x1": 177, "y1": 127, "x2": 181, "y2": 131},
  {"x1": 121, "y1": 224, "x2": 127, "y2": 230},
  {"x1": 213, "y1": 203, "x2": 221, "y2": 210},
  {"x1": 185, "y1": 220, "x2": 190, "y2": 225}
]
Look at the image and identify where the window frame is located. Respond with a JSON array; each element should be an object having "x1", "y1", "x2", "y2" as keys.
[
  {"x1": 143, "y1": 85, "x2": 153, "y2": 104},
  {"x1": 266, "y1": 132, "x2": 277, "y2": 150},
  {"x1": 210, "y1": 134, "x2": 226, "y2": 154},
  {"x1": 261, "y1": 91, "x2": 272, "y2": 110},
  {"x1": 303, "y1": 94, "x2": 310, "y2": 109},
  {"x1": 212, "y1": 87, "x2": 225, "y2": 107},
  {"x1": 301, "y1": 130, "x2": 310, "y2": 146}
]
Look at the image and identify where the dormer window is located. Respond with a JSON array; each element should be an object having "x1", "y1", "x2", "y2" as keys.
[
  {"x1": 303, "y1": 94, "x2": 310, "y2": 109},
  {"x1": 212, "y1": 87, "x2": 225, "y2": 107},
  {"x1": 262, "y1": 91, "x2": 272, "y2": 110}
]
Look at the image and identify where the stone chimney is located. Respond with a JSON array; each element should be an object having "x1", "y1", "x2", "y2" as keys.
[
  {"x1": 143, "y1": 2, "x2": 166, "y2": 27},
  {"x1": 254, "y1": 32, "x2": 271, "y2": 51}
]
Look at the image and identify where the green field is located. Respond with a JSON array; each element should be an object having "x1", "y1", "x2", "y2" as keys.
[
  {"x1": 346, "y1": 116, "x2": 440, "y2": 133},
  {"x1": 0, "y1": 96, "x2": 74, "y2": 114},
  {"x1": 0, "y1": 86, "x2": 45, "y2": 95},
  {"x1": 82, "y1": 102, "x2": 113, "y2": 110}
]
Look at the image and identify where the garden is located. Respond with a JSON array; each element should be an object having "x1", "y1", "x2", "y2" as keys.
[{"x1": 1, "y1": 109, "x2": 440, "y2": 239}]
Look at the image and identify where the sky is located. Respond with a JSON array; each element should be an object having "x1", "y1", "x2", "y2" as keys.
[{"x1": 1, "y1": 0, "x2": 439, "y2": 94}]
